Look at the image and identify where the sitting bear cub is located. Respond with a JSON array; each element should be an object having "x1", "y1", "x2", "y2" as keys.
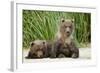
[{"x1": 51, "y1": 18, "x2": 79, "y2": 58}]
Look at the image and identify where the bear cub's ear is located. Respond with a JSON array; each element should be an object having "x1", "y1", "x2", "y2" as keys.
[
  {"x1": 71, "y1": 19, "x2": 74, "y2": 23},
  {"x1": 42, "y1": 41, "x2": 45, "y2": 45},
  {"x1": 30, "y1": 42, "x2": 34, "y2": 47},
  {"x1": 61, "y1": 18, "x2": 65, "y2": 22}
]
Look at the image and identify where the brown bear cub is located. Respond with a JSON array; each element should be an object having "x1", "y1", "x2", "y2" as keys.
[
  {"x1": 25, "y1": 40, "x2": 52, "y2": 59},
  {"x1": 51, "y1": 18, "x2": 79, "y2": 58}
]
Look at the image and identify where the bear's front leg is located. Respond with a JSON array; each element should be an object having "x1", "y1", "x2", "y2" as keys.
[
  {"x1": 71, "y1": 49, "x2": 79, "y2": 58},
  {"x1": 70, "y1": 42, "x2": 79, "y2": 58}
]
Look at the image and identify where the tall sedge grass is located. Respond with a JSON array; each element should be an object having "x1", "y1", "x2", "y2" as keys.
[{"x1": 23, "y1": 10, "x2": 91, "y2": 48}]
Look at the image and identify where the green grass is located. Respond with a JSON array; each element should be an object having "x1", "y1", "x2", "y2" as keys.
[{"x1": 23, "y1": 10, "x2": 91, "y2": 48}]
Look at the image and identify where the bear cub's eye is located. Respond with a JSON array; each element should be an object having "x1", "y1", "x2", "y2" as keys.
[
  {"x1": 69, "y1": 26, "x2": 71, "y2": 28},
  {"x1": 64, "y1": 26, "x2": 67, "y2": 28}
]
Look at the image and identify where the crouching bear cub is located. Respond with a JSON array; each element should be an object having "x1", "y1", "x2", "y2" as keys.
[
  {"x1": 26, "y1": 40, "x2": 52, "y2": 59},
  {"x1": 51, "y1": 18, "x2": 79, "y2": 58}
]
